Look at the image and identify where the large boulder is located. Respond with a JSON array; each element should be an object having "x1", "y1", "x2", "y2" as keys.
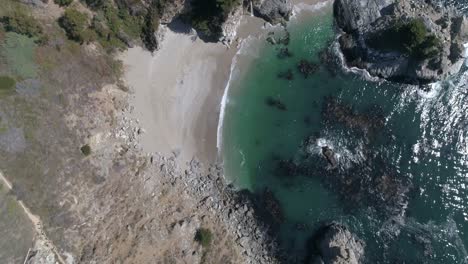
[
  {"x1": 159, "y1": 0, "x2": 188, "y2": 24},
  {"x1": 253, "y1": 0, "x2": 292, "y2": 24},
  {"x1": 312, "y1": 223, "x2": 365, "y2": 264},
  {"x1": 333, "y1": 0, "x2": 394, "y2": 33},
  {"x1": 333, "y1": 0, "x2": 468, "y2": 84}
]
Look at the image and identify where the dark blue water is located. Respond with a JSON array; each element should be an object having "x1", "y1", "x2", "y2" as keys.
[{"x1": 222, "y1": 1, "x2": 468, "y2": 263}]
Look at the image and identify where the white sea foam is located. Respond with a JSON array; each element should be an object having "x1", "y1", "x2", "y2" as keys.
[
  {"x1": 332, "y1": 38, "x2": 382, "y2": 82},
  {"x1": 216, "y1": 47, "x2": 240, "y2": 152},
  {"x1": 292, "y1": 0, "x2": 331, "y2": 17},
  {"x1": 216, "y1": 35, "x2": 260, "y2": 153},
  {"x1": 313, "y1": 136, "x2": 366, "y2": 170},
  {"x1": 417, "y1": 81, "x2": 442, "y2": 99},
  {"x1": 464, "y1": 42, "x2": 468, "y2": 58}
]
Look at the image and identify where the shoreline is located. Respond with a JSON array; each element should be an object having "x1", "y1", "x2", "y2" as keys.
[
  {"x1": 116, "y1": 4, "x2": 332, "y2": 262},
  {"x1": 217, "y1": 0, "x2": 334, "y2": 182},
  {"x1": 121, "y1": 17, "x2": 265, "y2": 166},
  {"x1": 121, "y1": 0, "x2": 331, "y2": 168}
]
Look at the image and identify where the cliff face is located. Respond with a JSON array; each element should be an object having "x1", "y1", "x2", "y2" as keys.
[
  {"x1": 334, "y1": 0, "x2": 468, "y2": 84},
  {"x1": 155, "y1": 0, "x2": 293, "y2": 44},
  {"x1": 253, "y1": 0, "x2": 292, "y2": 24}
]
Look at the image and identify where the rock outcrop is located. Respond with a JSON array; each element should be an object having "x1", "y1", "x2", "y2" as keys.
[
  {"x1": 253, "y1": 0, "x2": 292, "y2": 24},
  {"x1": 310, "y1": 223, "x2": 365, "y2": 264},
  {"x1": 334, "y1": 0, "x2": 468, "y2": 84},
  {"x1": 321, "y1": 146, "x2": 338, "y2": 168},
  {"x1": 159, "y1": 0, "x2": 188, "y2": 24}
]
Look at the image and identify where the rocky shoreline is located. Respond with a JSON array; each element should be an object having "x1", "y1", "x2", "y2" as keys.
[
  {"x1": 18, "y1": 0, "x2": 467, "y2": 263},
  {"x1": 333, "y1": 0, "x2": 468, "y2": 84},
  {"x1": 109, "y1": 91, "x2": 284, "y2": 263}
]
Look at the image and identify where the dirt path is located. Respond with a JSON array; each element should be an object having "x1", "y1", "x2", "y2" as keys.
[{"x1": 0, "y1": 171, "x2": 66, "y2": 264}]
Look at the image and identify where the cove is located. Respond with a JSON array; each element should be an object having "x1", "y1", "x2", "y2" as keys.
[{"x1": 221, "y1": 2, "x2": 468, "y2": 263}]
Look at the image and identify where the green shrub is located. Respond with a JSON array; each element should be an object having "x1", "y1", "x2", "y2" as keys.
[
  {"x1": 84, "y1": 0, "x2": 106, "y2": 9},
  {"x1": 0, "y1": 76, "x2": 16, "y2": 95},
  {"x1": 194, "y1": 228, "x2": 212, "y2": 247},
  {"x1": 415, "y1": 34, "x2": 441, "y2": 59},
  {"x1": 367, "y1": 19, "x2": 441, "y2": 60},
  {"x1": 82, "y1": 1, "x2": 143, "y2": 51},
  {"x1": 396, "y1": 19, "x2": 427, "y2": 53},
  {"x1": 80, "y1": 144, "x2": 91, "y2": 156},
  {"x1": 59, "y1": 8, "x2": 90, "y2": 42},
  {"x1": 141, "y1": 6, "x2": 159, "y2": 52},
  {"x1": 54, "y1": 0, "x2": 73, "y2": 7},
  {"x1": 0, "y1": 11, "x2": 47, "y2": 44}
]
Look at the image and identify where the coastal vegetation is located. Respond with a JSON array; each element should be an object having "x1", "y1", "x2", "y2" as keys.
[
  {"x1": 0, "y1": 10, "x2": 47, "y2": 44},
  {"x1": 2, "y1": 33, "x2": 38, "y2": 79},
  {"x1": 187, "y1": 0, "x2": 240, "y2": 40},
  {"x1": 141, "y1": 5, "x2": 160, "y2": 52},
  {"x1": 0, "y1": 76, "x2": 15, "y2": 95},
  {"x1": 59, "y1": 8, "x2": 92, "y2": 43},
  {"x1": 81, "y1": 144, "x2": 92, "y2": 156},
  {"x1": 54, "y1": 0, "x2": 74, "y2": 7},
  {"x1": 367, "y1": 19, "x2": 442, "y2": 59},
  {"x1": 52, "y1": 0, "x2": 242, "y2": 50},
  {"x1": 194, "y1": 228, "x2": 212, "y2": 247}
]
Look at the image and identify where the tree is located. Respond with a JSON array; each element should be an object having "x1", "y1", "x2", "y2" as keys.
[
  {"x1": 54, "y1": 0, "x2": 73, "y2": 7},
  {"x1": 59, "y1": 8, "x2": 89, "y2": 42},
  {"x1": 141, "y1": 6, "x2": 159, "y2": 52},
  {"x1": 396, "y1": 19, "x2": 427, "y2": 53},
  {"x1": 0, "y1": 10, "x2": 47, "y2": 43}
]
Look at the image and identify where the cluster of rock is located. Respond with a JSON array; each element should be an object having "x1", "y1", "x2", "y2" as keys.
[
  {"x1": 110, "y1": 102, "x2": 283, "y2": 263},
  {"x1": 309, "y1": 223, "x2": 365, "y2": 264},
  {"x1": 253, "y1": 0, "x2": 293, "y2": 24},
  {"x1": 150, "y1": 155, "x2": 282, "y2": 264},
  {"x1": 290, "y1": 97, "x2": 411, "y2": 222},
  {"x1": 322, "y1": 96, "x2": 385, "y2": 137},
  {"x1": 334, "y1": 0, "x2": 468, "y2": 84},
  {"x1": 154, "y1": 0, "x2": 293, "y2": 44}
]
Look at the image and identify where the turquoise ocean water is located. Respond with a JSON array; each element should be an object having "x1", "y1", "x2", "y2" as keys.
[{"x1": 222, "y1": 2, "x2": 468, "y2": 263}]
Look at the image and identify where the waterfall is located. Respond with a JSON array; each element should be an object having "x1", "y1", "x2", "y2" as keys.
[{"x1": 250, "y1": 0, "x2": 254, "y2": 17}]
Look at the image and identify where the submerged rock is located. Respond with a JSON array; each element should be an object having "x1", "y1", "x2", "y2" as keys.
[
  {"x1": 277, "y1": 47, "x2": 293, "y2": 59},
  {"x1": 308, "y1": 223, "x2": 365, "y2": 264},
  {"x1": 333, "y1": 0, "x2": 468, "y2": 84},
  {"x1": 321, "y1": 146, "x2": 338, "y2": 169},
  {"x1": 266, "y1": 30, "x2": 290, "y2": 46},
  {"x1": 322, "y1": 96, "x2": 385, "y2": 137},
  {"x1": 265, "y1": 96, "x2": 287, "y2": 111},
  {"x1": 277, "y1": 69, "x2": 294, "y2": 80},
  {"x1": 301, "y1": 126, "x2": 409, "y2": 219},
  {"x1": 298, "y1": 60, "x2": 319, "y2": 78},
  {"x1": 274, "y1": 158, "x2": 305, "y2": 178},
  {"x1": 261, "y1": 188, "x2": 284, "y2": 223}
]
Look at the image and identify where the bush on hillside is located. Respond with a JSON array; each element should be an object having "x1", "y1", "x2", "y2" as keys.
[
  {"x1": 80, "y1": 144, "x2": 91, "y2": 156},
  {"x1": 0, "y1": 11, "x2": 47, "y2": 44},
  {"x1": 84, "y1": 0, "x2": 106, "y2": 9},
  {"x1": 194, "y1": 228, "x2": 212, "y2": 247},
  {"x1": 59, "y1": 8, "x2": 91, "y2": 42},
  {"x1": 141, "y1": 6, "x2": 159, "y2": 52},
  {"x1": 54, "y1": 0, "x2": 74, "y2": 7}
]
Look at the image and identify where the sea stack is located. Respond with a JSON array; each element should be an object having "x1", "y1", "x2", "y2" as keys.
[
  {"x1": 310, "y1": 223, "x2": 365, "y2": 264},
  {"x1": 334, "y1": 0, "x2": 468, "y2": 84}
]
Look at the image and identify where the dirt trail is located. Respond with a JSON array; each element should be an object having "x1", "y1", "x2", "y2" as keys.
[{"x1": 0, "y1": 171, "x2": 66, "y2": 264}]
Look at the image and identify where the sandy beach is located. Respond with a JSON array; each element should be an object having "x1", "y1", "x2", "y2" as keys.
[
  {"x1": 121, "y1": 0, "x2": 330, "y2": 165},
  {"x1": 122, "y1": 17, "x2": 264, "y2": 165}
]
